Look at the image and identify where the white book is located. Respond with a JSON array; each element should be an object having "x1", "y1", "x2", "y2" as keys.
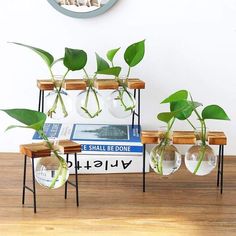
[{"x1": 66, "y1": 152, "x2": 150, "y2": 174}]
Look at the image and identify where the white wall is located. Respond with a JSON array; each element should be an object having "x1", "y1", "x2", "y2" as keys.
[{"x1": 0, "y1": 0, "x2": 236, "y2": 154}]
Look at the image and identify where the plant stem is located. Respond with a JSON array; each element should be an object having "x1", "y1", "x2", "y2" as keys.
[
  {"x1": 48, "y1": 69, "x2": 70, "y2": 118},
  {"x1": 37, "y1": 130, "x2": 68, "y2": 189},
  {"x1": 156, "y1": 118, "x2": 175, "y2": 175},
  {"x1": 187, "y1": 118, "x2": 196, "y2": 130},
  {"x1": 80, "y1": 73, "x2": 102, "y2": 118}
]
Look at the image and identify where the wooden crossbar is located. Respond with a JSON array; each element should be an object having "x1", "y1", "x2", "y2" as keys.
[
  {"x1": 37, "y1": 79, "x2": 145, "y2": 91},
  {"x1": 141, "y1": 130, "x2": 227, "y2": 145},
  {"x1": 20, "y1": 140, "x2": 81, "y2": 158}
]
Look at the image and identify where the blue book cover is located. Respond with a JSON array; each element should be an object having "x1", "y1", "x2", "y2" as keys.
[{"x1": 32, "y1": 123, "x2": 143, "y2": 155}]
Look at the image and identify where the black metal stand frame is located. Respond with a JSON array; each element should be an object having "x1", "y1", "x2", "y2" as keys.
[
  {"x1": 142, "y1": 144, "x2": 225, "y2": 194},
  {"x1": 132, "y1": 89, "x2": 141, "y2": 133},
  {"x1": 38, "y1": 90, "x2": 44, "y2": 112},
  {"x1": 22, "y1": 153, "x2": 79, "y2": 213},
  {"x1": 65, "y1": 153, "x2": 79, "y2": 207}
]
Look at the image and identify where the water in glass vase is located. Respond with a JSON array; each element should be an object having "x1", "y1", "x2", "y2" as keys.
[
  {"x1": 185, "y1": 144, "x2": 217, "y2": 176},
  {"x1": 75, "y1": 88, "x2": 103, "y2": 118},
  {"x1": 150, "y1": 143, "x2": 181, "y2": 175},
  {"x1": 107, "y1": 87, "x2": 136, "y2": 118},
  {"x1": 35, "y1": 154, "x2": 69, "y2": 189},
  {"x1": 45, "y1": 89, "x2": 72, "y2": 120}
]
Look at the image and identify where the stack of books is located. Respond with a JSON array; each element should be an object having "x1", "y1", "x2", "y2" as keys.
[{"x1": 33, "y1": 123, "x2": 150, "y2": 174}]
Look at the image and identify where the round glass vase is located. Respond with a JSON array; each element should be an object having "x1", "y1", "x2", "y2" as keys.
[
  {"x1": 184, "y1": 129, "x2": 217, "y2": 176},
  {"x1": 107, "y1": 86, "x2": 136, "y2": 119},
  {"x1": 35, "y1": 151, "x2": 69, "y2": 189},
  {"x1": 150, "y1": 131, "x2": 181, "y2": 176},
  {"x1": 185, "y1": 144, "x2": 217, "y2": 176},
  {"x1": 44, "y1": 76, "x2": 72, "y2": 120},
  {"x1": 75, "y1": 86, "x2": 103, "y2": 119}
]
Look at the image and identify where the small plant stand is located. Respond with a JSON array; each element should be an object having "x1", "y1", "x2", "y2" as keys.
[
  {"x1": 141, "y1": 130, "x2": 227, "y2": 194},
  {"x1": 37, "y1": 78, "x2": 145, "y2": 131},
  {"x1": 20, "y1": 140, "x2": 81, "y2": 213}
]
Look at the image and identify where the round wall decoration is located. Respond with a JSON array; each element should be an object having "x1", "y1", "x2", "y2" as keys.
[{"x1": 47, "y1": 0, "x2": 118, "y2": 18}]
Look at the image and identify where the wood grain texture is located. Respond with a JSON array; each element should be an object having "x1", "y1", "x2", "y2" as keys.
[
  {"x1": 20, "y1": 143, "x2": 51, "y2": 158},
  {"x1": 127, "y1": 79, "x2": 145, "y2": 89},
  {"x1": 94, "y1": 79, "x2": 119, "y2": 90},
  {"x1": 57, "y1": 140, "x2": 81, "y2": 154},
  {"x1": 142, "y1": 130, "x2": 227, "y2": 145},
  {"x1": 0, "y1": 153, "x2": 236, "y2": 236},
  {"x1": 63, "y1": 79, "x2": 87, "y2": 90},
  {"x1": 37, "y1": 79, "x2": 145, "y2": 91}
]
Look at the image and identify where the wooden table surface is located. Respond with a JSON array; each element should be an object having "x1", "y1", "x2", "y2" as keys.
[{"x1": 0, "y1": 153, "x2": 236, "y2": 236}]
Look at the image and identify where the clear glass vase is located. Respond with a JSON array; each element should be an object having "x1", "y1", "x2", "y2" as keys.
[
  {"x1": 75, "y1": 87, "x2": 103, "y2": 118},
  {"x1": 107, "y1": 87, "x2": 136, "y2": 119},
  {"x1": 35, "y1": 152, "x2": 69, "y2": 189},
  {"x1": 45, "y1": 89, "x2": 72, "y2": 120},
  {"x1": 185, "y1": 144, "x2": 217, "y2": 176},
  {"x1": 150, "y1": 137, "x2": 181, "y2": 176}
]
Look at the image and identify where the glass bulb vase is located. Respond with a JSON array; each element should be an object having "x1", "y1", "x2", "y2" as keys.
[
  {"x1": 45, "y1": 89, "x2": 72, "y2": 120},
  {"x1": 35, "y1": 153, "x2": 69, "y2": 189},
  {"x1": 107, "y1": 87, "x2": 136, "y2": 119},
  {"x1": 150, "y1": 140, "x2": 181, "y2": 176},
  {"x1": 185, "y1": 144, "x2": 217, "y2": 176},
  {"x1": 76, "y1": 87, "x2": 103, "y2": 118}
]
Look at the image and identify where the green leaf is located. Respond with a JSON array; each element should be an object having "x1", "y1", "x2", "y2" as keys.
[
  {"x1": 1, "y1": 109, "x2": 46, "y2": 131},
  {"x1": 10, "y1": 42, "x2": 54, "y2": 68},
  {"x1": 64, "y1": 48, "x2": 87, "y2": 71},
  {"x1": 107, "y1": 48, "x2": 120, "y2": 63},
  {"x1": 170, "y1": 100, "x2": 202, "y2": 120},
  {"x1": 202, "y1": 105, "x2": 230, "y2": 120},
  {"x1": 124, "y1": 40, "x2": 145, "y2": 67},
  {"x1": 157, "y1": 112, "x2": 175, "y2": 123},
  {"x1": 96, "y1": 53, "x2": 110, "y2": 72},
  {"x1": 170, "y1": 100, "x2": 193, "y2": 120},
  {"x1": 96, "y1": 67, "x2": 121, "y2": 77},
  {"x1": 161, "y1": 90, "x2": 188, "y2": 104}
]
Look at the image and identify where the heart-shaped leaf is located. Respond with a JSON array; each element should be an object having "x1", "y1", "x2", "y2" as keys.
[
  {"x1": 1, "y1": 109, "x2": 46, "y2": 131},
  {"x1": 157, "y1": 112, "x2": 175, "y2": 123},
  {"x1": 64, "y1": 48, "x2": 87, "y2": 71},
  {"x1": 96, "y1": 67, "x2": 121, "y2": 77},
  {"x1": 170, "y1": 100, "x2": 193, "y2": 120},
  {"x1": 161, "y1": 90, "x2": 188, "y2": 104},
  {"x1": 202, "y1": 105, "x2": 230, "y2": 120},
  {"x1": 96, "y1": 53, "x2": 110, "y2": 72},
  {"x1": 124, "y1": 40, "x2": 145, "y2": 67},
  {"x1": 107, "y1": 48, "x2": 120, "y2": 63},
  {"x1": 10, "y1": 42, "x2": 54, "y2": 68}
]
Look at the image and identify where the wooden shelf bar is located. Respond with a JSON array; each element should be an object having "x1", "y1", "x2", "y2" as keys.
[
  {"x1": 20, "y1": 143, "x2": 51, "y2": 158},
  {"x1": 37, "y1": 78, "x2": 145, "y2": 91},
  {"x1": 20, "y1": 140, "x2": 81, "y2": 158},
  {"x1": 141, "y1": 130, "x2": 227, "y2": 145}
]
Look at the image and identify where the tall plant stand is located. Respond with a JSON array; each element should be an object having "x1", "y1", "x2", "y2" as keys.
[
  {"x1": 20, "y1": 140, "x2": 81, "y2": 213},
  {"x1": 141, "y1": 131, "x2": 227, "y2": 194},
  {"x1": 37, "y1": 78, "x2": 145, "y2": 131}
]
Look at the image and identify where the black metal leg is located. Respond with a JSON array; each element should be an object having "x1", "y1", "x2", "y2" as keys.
[
  {"x1": 65, "y1": 154, "x2": 69, "y2": 199},
  {"x1": 31, "y1": 157, "x2": 37, "y2": 213},
  {"x1": 217, "y1": 145, "x2": 222, "y2": 187},
  {"x1": 143, "y1": 144, "x2": 146, "y2": 192},
  {"x1": 132, "y1": 89, "x2": 137, "y2": 128},
  {"x1": 42, "y1": 91, "x2": 44, "y2": 113},
  {"x1": 22, "y1": 155, "x2": 27, "y2": 205},
  {"x1": 74, "y1": 153, "x2": 79, "y2": 207},
  {"x1": 138, "y1": 89, "x2": 141, "y2": 133},
  {"x1": 38, "y1": 90, "x2": 42, "y2": 112},
  {"x1": 221, "y1": 145, "x2": 224, "y2": 194}
]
